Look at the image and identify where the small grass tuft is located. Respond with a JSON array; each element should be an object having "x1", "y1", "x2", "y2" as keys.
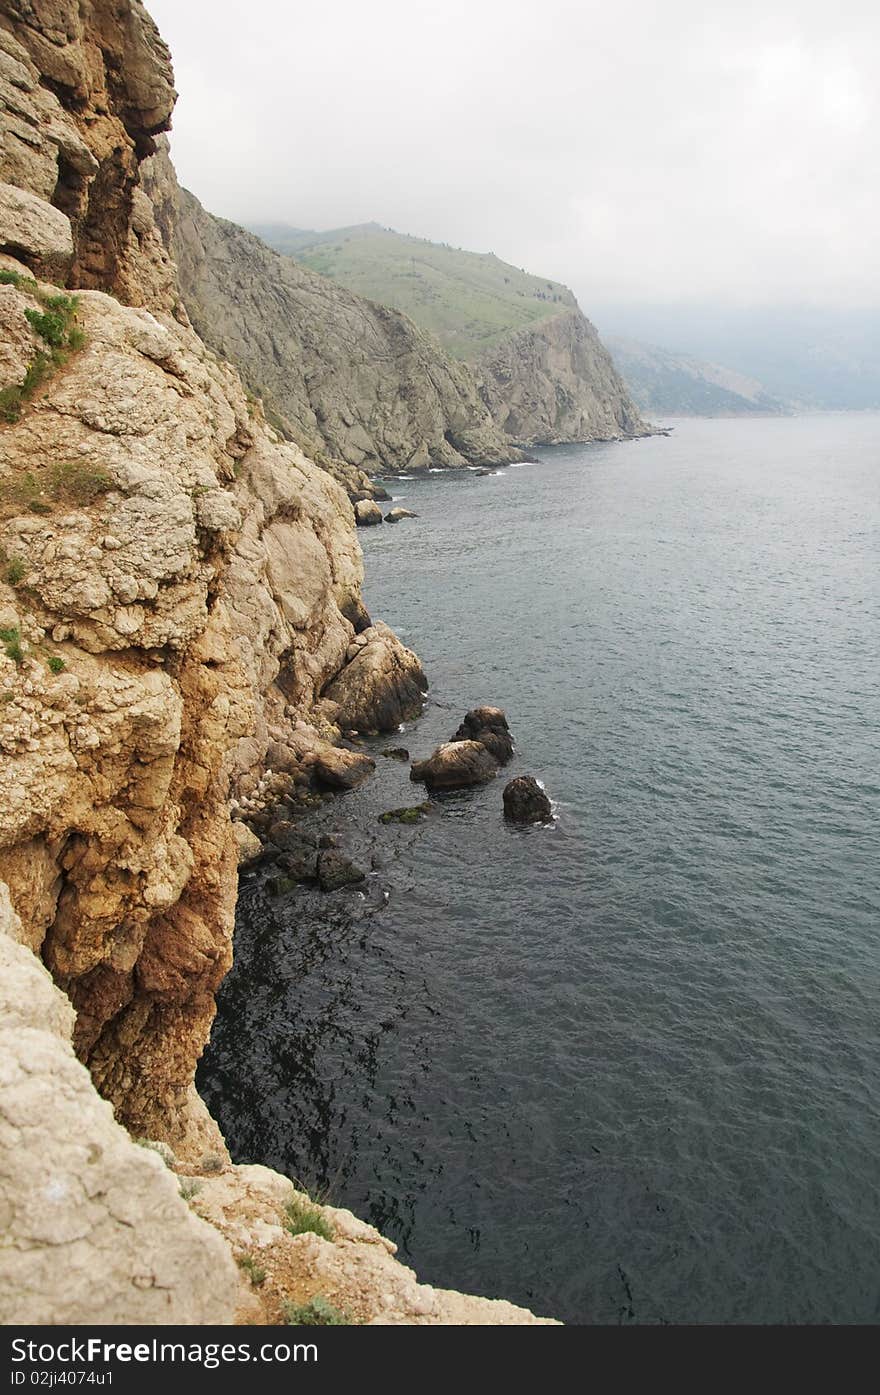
[
  {"x1": 283, "y1": 1297, "x2": 351, "y2": 1326},
  {"x1": 46, "y1": 655, "x2": 65, "y2": 674},
  {"x1": 237, "y1": 1253, "x2": 267, "y2": 1287},
  {"x1": 5, "y1": 558, "x2": 27, "y2": 586},
  {"x1": 178, "y1": 1178, "x2": 202, "y2": 1201},
  {"x1": 284, "y1": 1195, "x2": 335, "y2": 1242},
  {"x1": 0, "y1": 288, "x2": 85, "y2": 428},
  {"x1": 50, "y1": 460, "x2": 113, "y2": 506},
  {"x1": 0, "y1": 270, "x2": 36, "y2": 291},
  {"x1": 1, "y1": 627, "x2": 25, "y2": 664},
  {"x1": 25, "y1": 307, "x2": 67, "y2": 347}
]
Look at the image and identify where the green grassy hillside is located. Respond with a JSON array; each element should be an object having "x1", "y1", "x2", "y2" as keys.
[{"x1": 249, "y1": 221, "x2": 576, "y2": 360}]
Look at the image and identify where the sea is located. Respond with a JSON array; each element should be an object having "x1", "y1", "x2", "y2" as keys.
[{"x1": 199, "y1": 413, "x2": 880, "y2": 1323}]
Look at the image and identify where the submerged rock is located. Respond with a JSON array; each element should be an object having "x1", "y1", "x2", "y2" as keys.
[
  {"x1": 385, "y1": 507, "x2": 419, "y2": 523},
  {"x1": 451, "y1": 706, "x2": 514, "y2": 764},
  {"x1": 354, "y1": 499, "x2": 383, "y2": 526},
  {"x1": 316, "y1": 850, "x2": 367, "y2": 892},
  {"x1": 410, "y1": 740, "x2": 499, "y2": 790},
  {"x1": 378, "y1": 804, "x2": 431, "y2": 825},
  {"x1": 267, "y1": 822, "x2": 319, "y2": 880},
  {"x1": 502, "y1": 776, "x2": 553, "y2": 824},
  {"x1": 379, "y1": 746, "x2": 410, "y2": 761}
]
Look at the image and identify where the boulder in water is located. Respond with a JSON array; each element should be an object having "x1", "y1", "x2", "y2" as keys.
[
  {"x1": 385, "y1": 507, "x2": 418, "y2": 523},
  {"x1": 502, "y1": 776, "x2": 553, "y2": 824},
  {"x1": 451, "y1": 706, "x2": 514, "y2": 764},
  {"x1": 410, "y1": 740, "x2": 498, "y2": 790},
  {"x1": 354, "y1": 499, "x2": 383, "y2": 526},
  {"x1": 311, "y1": 746, "x2": 376, "y2": 790}
]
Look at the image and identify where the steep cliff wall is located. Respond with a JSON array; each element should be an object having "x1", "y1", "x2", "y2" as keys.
[
  {"x1": 257, "y1": 220, "x2": 649, "y2": 447},
  {"x1": 0, "y1": 0, "x2": 178, "y2": 309},
  {"x1": 476, "y1": 308, "x2": 649, "y2": 445},
  {"x1": 0, "y1": 0, "x2": 422, "y2": 1170},
  {"x1": 160, "y1": 179, "x2": 521, "y2": 491}
]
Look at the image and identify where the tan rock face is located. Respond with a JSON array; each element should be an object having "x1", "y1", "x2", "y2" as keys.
[
  {"x1": 0, "y1": 4, "x2": 176, "y2": 307},
  {"x1": 0, "y1": 237, "x2": 428, "y2": 1152}
]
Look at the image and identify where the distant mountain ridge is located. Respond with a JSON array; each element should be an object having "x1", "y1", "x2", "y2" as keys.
[
  {"x1": 252, "y1": 220, "x2": 648, "y2": 448},
  {"x1": 606, "y1": 336, "x2": 790, "y2": 417}
]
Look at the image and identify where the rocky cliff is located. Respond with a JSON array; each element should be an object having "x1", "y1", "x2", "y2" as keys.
[
  {"x1": 257, "y1": 220, "x2": 650, "y2": 448},
  {"x1": 156, "y1": 177, "x2": 521, "y2": 494},
  {"x1": 476, "y1": 308, "x2": 649, "y2": 445},
  {"x1": 0, "y1": 0, "x2": 551, "y2": 1325}
]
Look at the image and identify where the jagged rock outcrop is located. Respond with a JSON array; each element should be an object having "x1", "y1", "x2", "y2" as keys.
[
  {"x1": 0, "y1": 4, "x2": 178, "y2": 310},
  {"x1": 451, "y1": 706, "x2": 514, "y2": 763},
  {"x1": 152, "y1": 173, "x2": 522, "y2": 490},
  {"x1": 322, "y1": 621, "x2": 427, "y2": 734},
  {"x1": 476, "y1": 308, "x2": 649, "y2": 445}
]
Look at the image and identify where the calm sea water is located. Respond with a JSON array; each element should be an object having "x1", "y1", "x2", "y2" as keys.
[{"x1": 200, "y1": 414, "x2": 880, "y2": 1324}]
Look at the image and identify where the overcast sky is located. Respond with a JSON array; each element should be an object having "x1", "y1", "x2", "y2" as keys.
[{"x1": 148, "y1": 0, "x2": 879, "y2": 311}]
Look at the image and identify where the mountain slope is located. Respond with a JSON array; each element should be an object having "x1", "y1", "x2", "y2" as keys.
[
  {"x1": 251, "y1": 221, "x2": 576, "y2": 360},
  {"x1": 156, "y1": 182, "x2": 521, "y2": 489},
  {"x1": 606, "y1": 336, "x2": 790, "y2": 416},
  {"x1": 254, "y1": 221, "x2": 649, "y2": 446}
]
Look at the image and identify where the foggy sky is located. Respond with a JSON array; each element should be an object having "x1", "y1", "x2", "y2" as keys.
[{"x1": 147, "y1": 0, "x2": 879, "y2": 310}]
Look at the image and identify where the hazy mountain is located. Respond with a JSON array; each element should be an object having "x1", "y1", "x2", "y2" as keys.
[
  {"x1": 606, "y1": 337, "x2": 789, "y2": 416},
  {"x1": 595, "y1": 305, "x2": 880, "y2": 411}
]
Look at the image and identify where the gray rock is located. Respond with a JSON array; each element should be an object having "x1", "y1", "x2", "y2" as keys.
[
  {"x1": 476, "y1": 309, "x2": 649, "y2": 446},
  {"x1": 316, "y1": 850, "x2": 367, "y2": 892},
  {"x1": 502, "y1": 776, "x2": 553, "y2": 824},
  {"x1": 268, "y1": 822, "x2": 319, "y2": 881},
  {"x1": 160, "y1": 178, "x2": 521, "y2": 493},
  {"x1": 385, "y1": 507, "x2": 419, "y2": 523}
]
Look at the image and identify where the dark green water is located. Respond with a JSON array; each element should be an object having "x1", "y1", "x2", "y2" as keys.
[{"x1": 200, "y1": 414, "x2": 880, "y2": 1323}]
